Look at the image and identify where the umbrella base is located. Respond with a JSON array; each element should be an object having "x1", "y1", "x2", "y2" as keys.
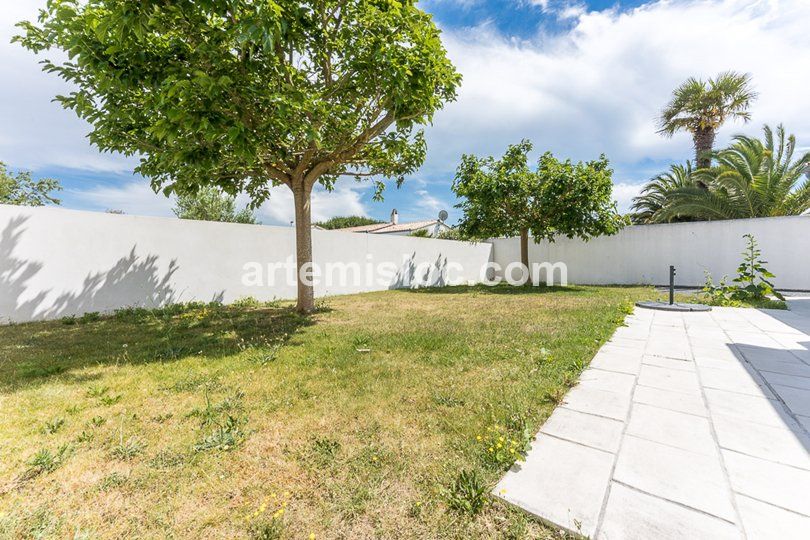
[{"x1": 635, "y1": 301, "x2": 712, "y2": 312}]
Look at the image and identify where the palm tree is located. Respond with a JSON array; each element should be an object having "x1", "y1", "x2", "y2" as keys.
[
  {"x1": 658, "y1": 71, "x2": 757, "y2": 169},
  {"x1": 630, "y1": 162, "x2": 698, "y2": 224},
  {"x1": 657, "y1": 125, "x2": 810, "y2": 221}
]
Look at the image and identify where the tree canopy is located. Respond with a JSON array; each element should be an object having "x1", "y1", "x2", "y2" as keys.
[
  {"x1": 453, "y1": 140, "x2": 626, "y2": 270},
  {"x1": 315, "y1": 215, "x2": 383, "y2": 229},
  {"x1": 17, "y1": 0, "x2": 460, "y2": 311},
  {"x1": 633, "y1": 125, "x2": 810, "y2": 223},
  {"x1": 0, "y1": 162, "x2": 62, "y2": 206},
  {"x1": 173, "y1": 186, "x2": 258, "y2": 224}
]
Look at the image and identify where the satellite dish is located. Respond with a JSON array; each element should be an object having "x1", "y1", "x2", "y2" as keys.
[{"x1": 438, "y1": 210, "x2": 449, "y2": 222}]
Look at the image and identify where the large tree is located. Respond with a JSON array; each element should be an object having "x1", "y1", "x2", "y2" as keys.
[
  {"x1": 17, "y1": 0, "x2": 460, "y2": 312},
  {"x1": 658, "y1": 71, "x2": 756, "y2": 169},
  {"x1": 0, "y1": 162, "x2": 61, "y2": 206},
  {"x1": 173, "y1": 185, "x2": 258, "y2": 224},
  {"x1": 453, "y1": 140, "x2": 626, "y2": 274},
  {"x1": 654, "y1": 125, "x2": 810, "y2": 221}
]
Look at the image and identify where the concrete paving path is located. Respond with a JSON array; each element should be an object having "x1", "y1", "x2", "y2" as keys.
[{"x1": 495, "y1": 297, "x2": 810, "y2": 539}]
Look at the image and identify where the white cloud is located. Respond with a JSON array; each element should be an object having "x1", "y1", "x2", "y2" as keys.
[
  {"x1": 71, "y1": 179, "x2": 370, "y2": 225},
  {"x1": 0, "y1": 1, "x2": 137, "y2": 172},
  {"x1": 611, "y1": 182, "x2": 645, "y2": 213},
  {"x1": 69, "y1": 181, "x2": 176, "y2": 217},
  {"x1": 424, "y1": 0, "x2": 810, "y2": 183},
  {"x1": 250, "y1": 183, "x2": 370, "y2": 225},
  {"x1": 412, "y1": 189, "x2": 449, "y2": 219},
  {"x1": 3, "y1": 0, "x2": 810, "y2": 219}
]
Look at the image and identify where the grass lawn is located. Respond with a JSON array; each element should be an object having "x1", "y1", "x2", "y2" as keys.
[{"x1": 0, "y1": 285, "x2": 652, "y2": 539}]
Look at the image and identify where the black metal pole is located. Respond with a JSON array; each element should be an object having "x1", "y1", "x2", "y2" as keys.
[{"x1": 669, "y1": 265, "x2": 675, "y2": 305}]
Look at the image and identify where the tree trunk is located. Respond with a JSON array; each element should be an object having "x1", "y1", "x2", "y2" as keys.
[
  {"x1": 693, "y1": 127, "x2": 716, "y2": 171},
  {"x1": 520, "y1": 228, "x2": 530, "y2": 285},
  {"x1": 292, "y1": 182, "x2": 315, "y2": 314}
]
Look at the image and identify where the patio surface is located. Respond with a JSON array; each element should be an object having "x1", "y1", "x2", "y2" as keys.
[{"x1": 495, "y1": 297, "x2": 810, "y2": 539}]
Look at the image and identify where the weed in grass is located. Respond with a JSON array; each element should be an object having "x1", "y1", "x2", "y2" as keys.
[
  {"x1": 86, "y1": 385, "x2": 109, "y2": 398},
  {"x1": 89, "y1": 416, "x2": 106, "y2": 427},
  {"x1": 407, "y1": 500, "x2": 424, "y2": 519},
  {"x1": 193, "y1": 415, "x2": 247, "y2": 452},
  {"x1": 309, "y1": 437, "x2": 341, "y2": 467},
  {"x1": 98, "y1": 472, "x2": 127, "y2": 491},
  {"x1": 543, "y1": 387, "x2": 567, "y2": 405},
  {"x1": 75, "y1": 430, "x2": 94, "y2": 444},
  {"x1": 110, "y1": 416, "x2": 146, "y2": 460},
  {"x1": 111, "y1": 437, "x2": 146, "y2": 460},
  {"x1": 247, "y1": 518, "x2": 284, "y2": 540},
  {"x1": 42, "y1": 417, "x2": 65, "y2": 435},
  {"x1": 478, "y1": 424, "x2": 531, "y2": 470},
  {"x1": 536, "y1": 347, "x2": 553, "y2": 364},
  {"x1": 432, "y1": 393, "x2": 465, "y2": 407},
  {"x1": 79, "y1": 312, "x2": 101, "y2": 324},
  {"x1": 150, "y1": 413, "x2": 173, "y2": 424},
  {"x1": 231, "y1": 296, "x2": 261, "y2": 308},
  {"x1": 99, "y1": 394, "x2": 122, "y2": 406},
  {"x1": 22, "y1": 445, "x2": 71, "y2": 480},
  {"x1": 148, "y1": 449, "x2": 187, "y2": 469},
  {"x1": 351, "y1": 334, "x2": 372, "y2": 352},
  {"x1": 446, "y1": 469, "x2": 488, "y2": 516},
  {"x1": 245, "y1": 494, "x2": 289, "y2": 539},
  {"x1": 314, "y1": 297, "x2": 332, "y2": 312},
  {"x1": 187, "y1": 390, "x2": 244, "y2": 427},
  {"x1": 65, "y1": 405, "x2": 82, "y2": 415}
]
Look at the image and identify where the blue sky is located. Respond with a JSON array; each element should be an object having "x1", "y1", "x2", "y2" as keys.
[{"x1": 2, "y1": 0, "x2": 809, "y2": 226}]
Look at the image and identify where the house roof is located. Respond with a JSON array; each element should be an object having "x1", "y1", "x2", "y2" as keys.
[{"x1": 339, "y1": 219, "x2": 445, "y2": 234}]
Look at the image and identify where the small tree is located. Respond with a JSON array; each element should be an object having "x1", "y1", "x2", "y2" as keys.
[
  {"x1": 173, "y1": 186, "x2": 258, "y2": 224},
  {"x1": 17, "y1": 0, "x2": 460, "y2": 312},
  {"x1": 315, "y1": 216, "x2": 383, "y2": 230},
  {"x1": 453, "y1": 140, "x2": 626, "y2": 274},
  {"x1": 0, "y1": 162, "x2": 61, "y2": 206}
]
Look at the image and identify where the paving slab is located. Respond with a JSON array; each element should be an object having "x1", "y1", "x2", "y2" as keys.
[
  {"x1": 561, "y1": 384, "x2": 631, "y2": 421},
  {"x1": 598, "y1": 483, "x2": 739, "y2": 540},
  {"x1": 589, "y1": 349, "x2": 643, "y2": 375},
  {"x1": 495, "y1": 435, "x2": 614, "y2": 537},
  {"x1": 771, "y1": 385, "x2": 810, "y2": 416},
  {"x1": 495, "y1": 298, "x2": 810, "y2": 538},
  {"x1": 723, "y1": 450, "x2": 810, "y2": 516},
  {"x1": 712, "y1": 413, "x2": 810, "y2": 469},
  {"x1": 632, "y1": 385, "x2": 708, "y2": 417},
  {"x1": 541, "y1": 407, "x2": 624, "y2": 453},
  {"x1": 735, "y1": 495, "x2": 810, "y2": 540},
  {"x1": 637, "y1": 364, "x2": 701, "y2": 394},
  {"x1": 613, "y1": 435, "x2": 736, "y2": 521},
  {"x1": 625, "y1": 403, "x2": 716, "y2": 455}
]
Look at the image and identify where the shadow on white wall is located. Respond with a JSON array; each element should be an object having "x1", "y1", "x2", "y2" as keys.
[{"x1": 0, "y1": 216, "x2": 189, "y2": 322}]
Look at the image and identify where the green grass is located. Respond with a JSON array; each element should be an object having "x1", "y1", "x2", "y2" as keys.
[{"x1": 0, "y1": 285, "x2": 652, "y2": 539}]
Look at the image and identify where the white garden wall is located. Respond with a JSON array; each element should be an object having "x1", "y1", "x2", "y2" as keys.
[
  {"x1": 0, "y1": 205, "x2": 493, "y2": 323},
  {"x1": 490, "y1": 216, "x2": 810, "y2": 290}
]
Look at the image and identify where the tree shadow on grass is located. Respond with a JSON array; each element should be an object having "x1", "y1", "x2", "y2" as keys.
[{"x1": 0, "y1": 303, "x2": 323, "y2": 393}]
